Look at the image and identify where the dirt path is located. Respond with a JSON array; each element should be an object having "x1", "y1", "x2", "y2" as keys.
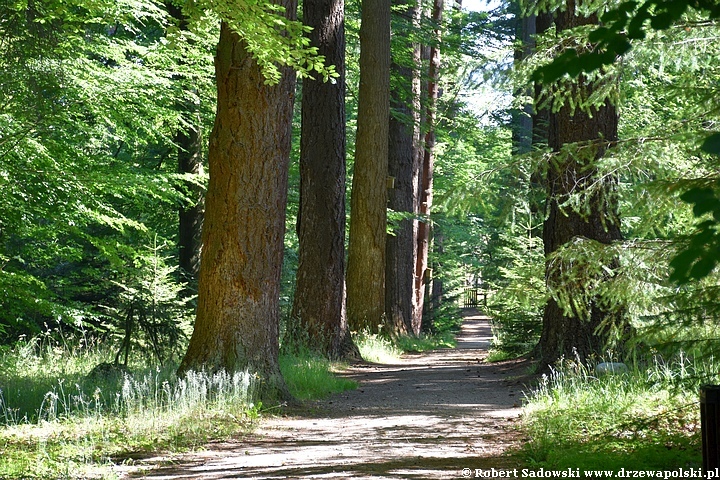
[{"x1": 125, "y1": 311, "x2": 529, "y2": 479}]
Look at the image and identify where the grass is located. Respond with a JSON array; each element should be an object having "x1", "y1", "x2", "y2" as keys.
[
  {"x1": 395, "y1": 331, "x2": 456, "y2": 352},
  {"x1": 518, "y1": 353, "x2": 707, "y2": 472},
  {"x1": 0, "y1": 331, "x2": 358, "y2": 479},
  {"x1": 0, "y1": 354, "x2": 259, "y2": 478},
  {"x1": 279, "y1": 351, "x2": 357, "y2": 400},
  {"x1": 354, "y1": 309, "x2": 462, "y2": 363},
  {"x1": 354, "y1": 330, "x2": 457, "y2": 363},
  {"x1": 355, "y1": 331, "x2": 404, "y2": 363},
  {"x1": 0, "y1": 312, "x2": 465, "y2": 478}
]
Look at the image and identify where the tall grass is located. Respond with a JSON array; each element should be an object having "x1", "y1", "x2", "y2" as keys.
[
  {"x1": 0, "y1": 326, "x2": 366, "y2": 478},
  {"x1": 0, "y1": 336, "x2": 259, "y2": 479},
  {"x1": 279, "y1": 351, "x2": 357, "y2": 400},
  {"x1": 355, "y1": 331, "x2": 403, "y2": 363},
  {"x1": 520, "y1": 353, "x2": 711, "y2": 471},
  {"x1": 0, "y1": 368, "x2": 259, "y2": 477}
]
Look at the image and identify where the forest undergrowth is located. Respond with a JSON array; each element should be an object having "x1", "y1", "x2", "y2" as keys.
[
  {"x1": 0, "y1": 322, "x2": 456, "y2": 479},
  {"x1": 507, "y1": 346, "x2": 713, "y2": 472}
]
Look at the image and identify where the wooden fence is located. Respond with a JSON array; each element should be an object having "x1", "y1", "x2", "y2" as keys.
[{"x1": 463, "y1": 287, "x2": 486, "y2": 308}]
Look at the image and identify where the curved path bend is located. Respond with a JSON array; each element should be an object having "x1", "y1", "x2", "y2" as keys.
[{"x1": 124, "y1": 310, "x2": 528, "y2": 479}]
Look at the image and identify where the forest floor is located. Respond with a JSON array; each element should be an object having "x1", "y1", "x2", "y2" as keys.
[{"x1": 120, "y1": 310, "x2": 533, "y2": 479}]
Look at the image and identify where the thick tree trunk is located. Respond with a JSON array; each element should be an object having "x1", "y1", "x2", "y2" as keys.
[
  {"x1": 414, "y1": 0, "x2": 443, "y2": 333},
  {"x1": 178, "y1": 15, "x2": 296, "y2": 402},
  {"x1": 292, "y1": 0, "x2": 356, "y2": 358},
  {"x1": 536, "y1": 1, "x2": 624, "y2": 370},
  {"x1": 347, "y1": 0, "x2": 391, "y2": 332},
  {"x1": 386, "y1": 0, "x2": 422, "y2": 336}
]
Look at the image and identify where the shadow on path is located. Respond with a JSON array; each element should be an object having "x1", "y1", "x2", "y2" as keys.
[{"x1": 121, "y1": 310, "x2": 530, "y2": 479}]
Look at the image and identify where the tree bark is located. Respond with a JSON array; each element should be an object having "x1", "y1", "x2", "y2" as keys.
[
  {"x1": 414, "y1": 0, "x2": 443, "y2": 333},
  {"x1": 292, "y1": 0, "x2": 357, "y2": 358},
  {"x1": 536, "y1": 0, "x2": 624, "y2": 370},
  {"x1": 347, "y1": 0, "x2": 391, "y2": 332},
  {"x1": 386, "y1": 0, "x2": 422, "y2": 336},
  {"x1": 178, "y1": 13, "x2": 296, "y2": 402},
  {"x1": 427, "y1": 228, "x2": 444, "y2": 331}
]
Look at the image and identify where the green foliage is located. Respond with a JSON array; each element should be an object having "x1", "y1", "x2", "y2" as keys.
[
  {"x1": 0, "y1": 0, "x2": 213, "y2": 348},
  {"x1": 670, "y1": 181, "x2": 720, "y2": 283},
  {"x1": 531, "y1": 0, "x2": 720, "y2": 84},
  {"x1": 525, "y1": 0, "x2": 720, "y2": 295},
  {"x1": 106, "y1": 238, "x2": 193, "y2": 365},
  {"x1": 521, "y1": 355, "x2": 706, "y2": 471}
]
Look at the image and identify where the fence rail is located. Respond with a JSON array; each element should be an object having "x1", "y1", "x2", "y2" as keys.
[{"x1": 463, "y1": 287, "x2": 486, "y2": 308}]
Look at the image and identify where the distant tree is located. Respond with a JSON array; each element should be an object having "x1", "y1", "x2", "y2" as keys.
[
  {"x1": 291, "y1": 0, "x2": 356, "y2": 358},
  {"x1": 167, "y1": 2, "x2": 205, "y2": 286},
  {"x1": 386, "y1": 0, "x2": 422, "y2": 336},
  {"x1": 414, "y1": 0, "x2": 443, "y2": 331},
  {"x1": 178, "y1": 5, "x2": 298, "y2": 400},
  {"x1": 346, "y1": 0, "x2": 391, "y2": 331}
]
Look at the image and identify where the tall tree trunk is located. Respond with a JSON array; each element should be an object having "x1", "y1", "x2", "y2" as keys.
[
  {"x1": 414, "y1": 0, "x2": 443, "y2": 333},
  {"x1": 178, "y1": 12, "x2": 296, "y2": 402},
  {"x1": 532, "y1": 11, "x2": 553, "y2": 149},
  {"x1": 511, "y1": 2, "x2": 535, "y2": 156},
  {"x1": 386, "y1": 0, "x2": 421, "y2": 336},
  {"x1": 177, "y1": 122, "x2": 204, "y2": 284},
  {"x1": 427, "y1": 228, "x2": 444, "y2": 331},
  {"x1": 536, "y1": 0, "x2": 624, "y2": 370},
  {"x1": 167, "y1": 3, "x2": 204, "y2": 286},
  {"x1": 292, "y1": 0, "x2": 356, "y2": 358},
  {"x1": 347, "y1": 0, "x2": 391, "y2": 332}
]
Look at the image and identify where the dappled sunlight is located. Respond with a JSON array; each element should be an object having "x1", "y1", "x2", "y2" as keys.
[{"x1": 129, "y1": 313, "x2": 525, "y2": 479}]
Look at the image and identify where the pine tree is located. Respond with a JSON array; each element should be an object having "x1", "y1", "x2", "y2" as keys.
[
  {"x1": 178, "y1": 11, "x2": 298, "y2": 400},
  {"x1": 346, "y1": 0, "x2": 392, "y2": 331},
  {"x1": 292, "y1": 0, "x2": 356, "y2": 357}
]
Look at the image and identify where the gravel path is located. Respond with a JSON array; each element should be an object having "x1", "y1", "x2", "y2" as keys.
[{"x1": 124, "y1": 310, "x2": 528, "y2": 479}]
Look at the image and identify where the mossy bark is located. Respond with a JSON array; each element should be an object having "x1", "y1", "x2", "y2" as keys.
[{"x1": 347, "y1": 0, "x2": 391, "y2": 332}]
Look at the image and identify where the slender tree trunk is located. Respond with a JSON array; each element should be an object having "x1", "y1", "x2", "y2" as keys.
[
  {"x1": 386, "y1": 0, "x2": 421, "y2": 336},
  {"x1": 427, "y1": 228, "x2": 444, "y2": 331},
  {"x1": 347, "y1": 0, "x2": 391, "y2": 332},
  {"x1": 292, "y1": 0, "x2": 357, "y2": 358},
  {"x1": 536, "y1": 0, "x2": 624, "y2": 369},
  {"x1": 167, "y1": 3, "x2": 204, "y2": 286},
  {"x1": 532, "y1": 12, "x2": 553, "y2": 149},
  {"x1": 414, "y1": 0, "x2": 443, "y2": 333},
  {"x1": 511, "y1": 2, "x2": 535, "y2": 156},
  {"x1": 177, "y1": 124, "x2": 204, "y2": 284},
  {"x1": 178, "y1": 12, "x2": 296, "y2": 402}
]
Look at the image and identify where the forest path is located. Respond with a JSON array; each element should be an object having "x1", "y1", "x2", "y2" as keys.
[{"x1": 127, "y1": 310, "x2": 529, "y2": 479}]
